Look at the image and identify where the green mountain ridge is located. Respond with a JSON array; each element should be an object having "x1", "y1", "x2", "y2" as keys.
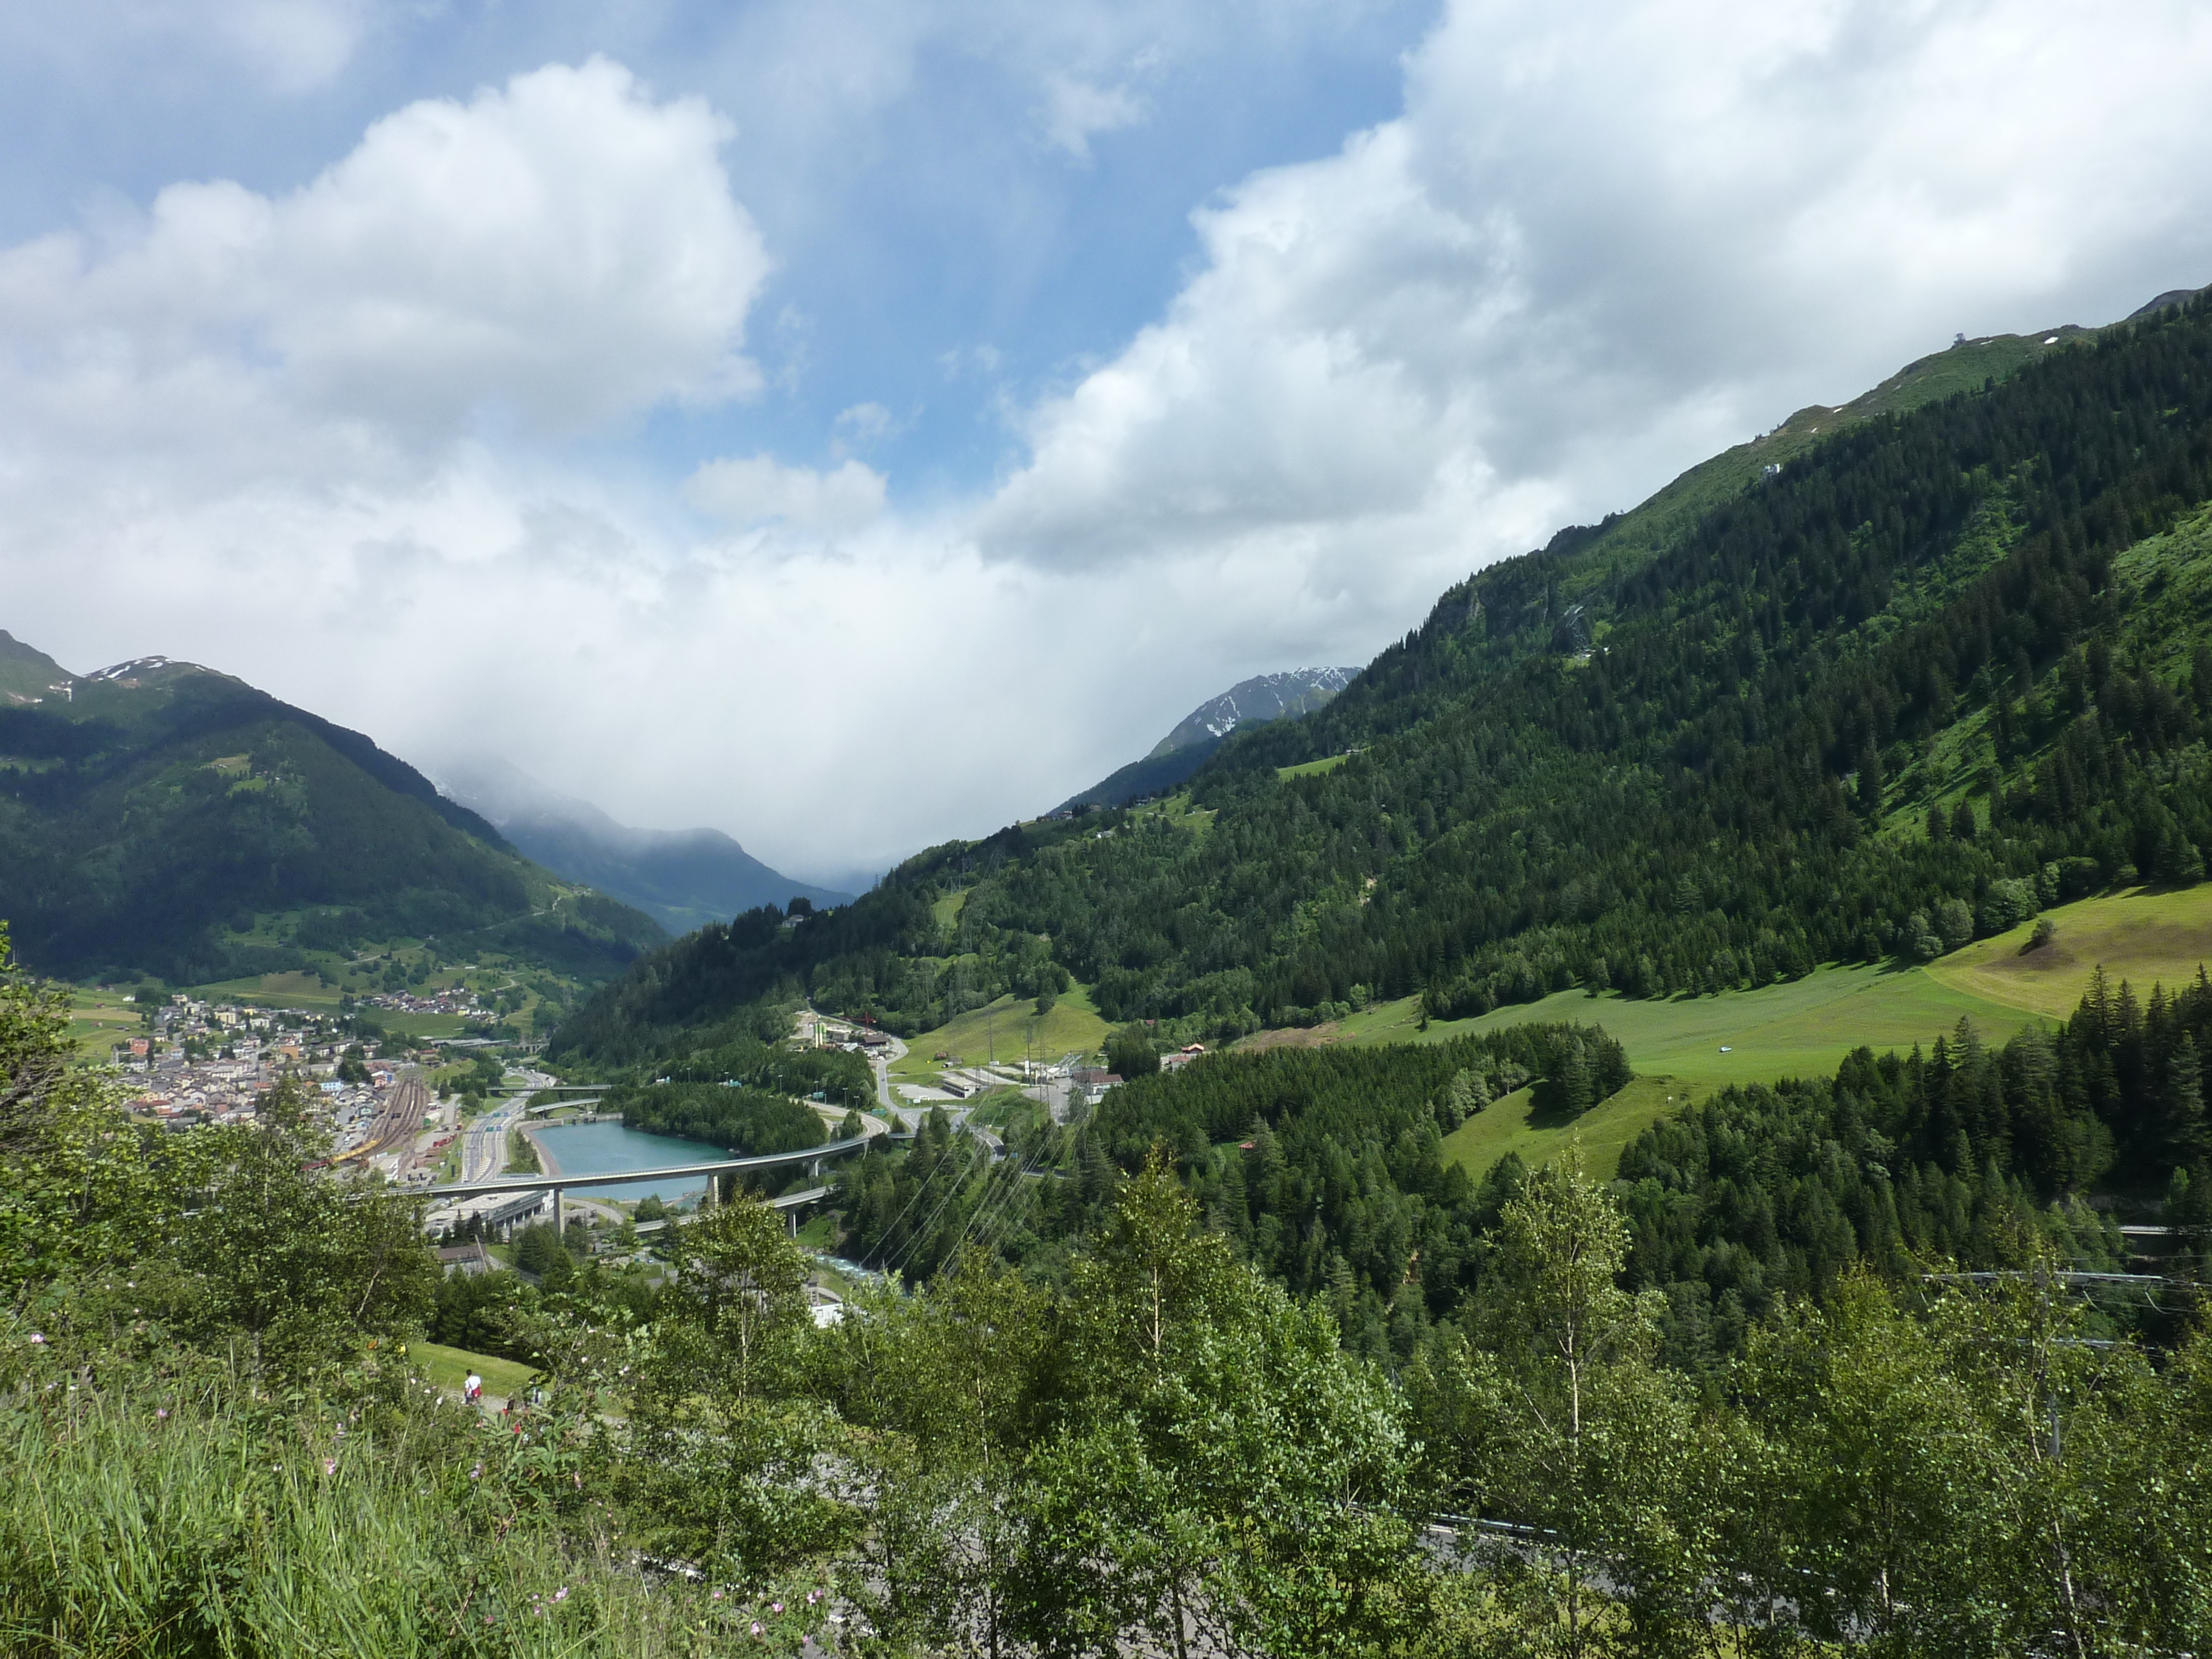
[
  {"x1": 0, "y1": 639, "x2": 664, "y2": 985},
  {"x1": 556, "y1": 288, "x2": 2212, "y2": 1076},
  {"x1": 1051, "y1": 666, "x2": 1359, "y2": 814}
]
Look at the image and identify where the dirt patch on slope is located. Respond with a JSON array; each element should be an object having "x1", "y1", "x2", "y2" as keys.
[{"x1": 1232, "y1": 1021, "x2": 1346, "y2": 1053}]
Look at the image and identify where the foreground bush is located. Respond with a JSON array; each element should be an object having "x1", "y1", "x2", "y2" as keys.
[{"x1": 0, "y1": 1361, "x2": 822, "y2": 1658}]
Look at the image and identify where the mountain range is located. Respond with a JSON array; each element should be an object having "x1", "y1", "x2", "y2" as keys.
[
  {"x1": 0, "y1": 634, "x2": 662, "y2": 985},
  {"x1": 435, "y1": 757, "x2": 850, "y2": 935},
  {"x1": 557, "y1": 284, "x2": 2212, "y2": 1069},
  {"x1": 1053, "y1": 666, "x2": 1359, "y2": 814}
]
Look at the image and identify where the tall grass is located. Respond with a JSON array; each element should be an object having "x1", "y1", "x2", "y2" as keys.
[{"x1": 0, "y1": 1371, "x2": 753, "y2": 1657}]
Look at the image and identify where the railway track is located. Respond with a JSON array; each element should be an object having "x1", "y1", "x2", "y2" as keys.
[{"x1": 333, "y1": 1073, "x2": 430, "y2": 1167}]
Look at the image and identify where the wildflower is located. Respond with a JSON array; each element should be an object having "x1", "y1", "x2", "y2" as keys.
[
  {"x1": 711, "y1": 1590, "x2": 723, "y2": 1601},
  {"x1": 772, "y1": 1602, "x2": 783, "y2": 1614},
  {"x1": 155, "y1": 1408, "x2": 169, "y2": 1419},
  {"x1": 27, "y1": 1333, "x2": 42, "y2": 1344},
  {"x1": 554, "y1": 1587, "x2": 569, "y2": 1603},
  {"x1": 751, "y1": 1622, "x2": 763, "y2": 1637},
  {"x1": 323, "y1": 1458, "x2": 337, "y2": 1475},
  {"x1": 470, "y1": 1464, "x2": 484, "y2": 1480},
  {"x1": 808, "y1": 1591, "x2": 820, "y2": 1605}
]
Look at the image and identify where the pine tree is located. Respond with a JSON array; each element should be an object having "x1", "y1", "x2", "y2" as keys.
[
  {"x1": 1857, "y1": 742, "x2": 1885, "y2": 816},
  {"x1": 2164, "y1": 1033, "x2": 2207, "y2": 1163}
]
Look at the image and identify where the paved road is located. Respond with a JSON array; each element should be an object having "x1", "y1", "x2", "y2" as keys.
[
  {"x1": 454, "y1": 1066, "x2": 569, "y2": 1182},
  {"x1": 811, "y1": 1006, "x2": 906, "y2": 1112},
  {"x1": 873, "y1": 1033, "x2": 908, "y2": 1110},
  {"x1": 460, "y1": 1096, "x2": 527, "y2": 1182}
]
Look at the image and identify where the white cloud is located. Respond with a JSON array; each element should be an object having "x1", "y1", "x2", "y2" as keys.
[
  {"x1": 0, "y1": 58, "x2": 768, "y2": 444},
  {"x1": 1041, "y1": 72, "x2": 1148, "y2": 159},
  {"x1": 686, "y1": 454, "x2": 888, "y2": 532},
  {"x1": 980, "y1": 0, "x2": 2212, "y2": 591},
  {"x1": 210, "y1": 0, "x2": 369, "y2": 92},
  {"x1": 833, "y1": 400, "x2": 899, "y2": 450},
  {"x1": 4, "y1": 7, "x2": 2212, "y2": 883}
]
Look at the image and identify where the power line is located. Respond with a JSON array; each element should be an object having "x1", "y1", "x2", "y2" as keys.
[
  {"x1": 865, "y1": 1115, "x2": 968, "y2": 1256},
  {"x1": 884, "y1": 1137, "x2": 989, "y2": 1279},
  {"x1": 953, "y1": 1146, "x2": 1042, "y2": 1263}
]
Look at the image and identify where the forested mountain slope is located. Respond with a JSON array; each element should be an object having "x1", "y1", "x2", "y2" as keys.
[
  {"x1": 1052, "y1": 665, "x2": 1359, "y2": 814},
  {"x1": 557, "y1": 292, "x2": 2212, "y2": 1062},
  {"x1": 0, "y1": 645, "x2": 663, "y2": 983}
]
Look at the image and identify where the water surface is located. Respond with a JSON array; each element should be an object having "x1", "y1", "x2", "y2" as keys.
[{"x1": 530, "y1": 1119, "x2": 727, "y2": 1204}]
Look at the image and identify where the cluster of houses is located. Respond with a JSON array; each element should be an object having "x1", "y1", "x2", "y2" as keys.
[
  {"x1": 355, "y1": 986, "x2": 489, "y2": 1017},
  {"x1": 116, "y1": 993, "x2": 400, "y2": 1136}
]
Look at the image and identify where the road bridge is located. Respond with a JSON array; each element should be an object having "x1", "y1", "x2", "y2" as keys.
[{"x1": 424, "y1": 1134, "x2": 869, "y2": 1238}]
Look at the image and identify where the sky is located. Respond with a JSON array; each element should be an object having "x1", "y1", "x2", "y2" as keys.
[{"x1": 1, "y1": 1, "x2": 2208, "y2": 891}]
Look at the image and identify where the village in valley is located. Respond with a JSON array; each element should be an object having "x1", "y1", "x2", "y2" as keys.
[{"x1": 110, "y1": 988, "x2": 509, "y2": 1177}]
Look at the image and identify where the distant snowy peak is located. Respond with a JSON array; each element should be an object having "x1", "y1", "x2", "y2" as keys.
[
  {"x1": 84, "y1": 657, "x2": 172, "y2": 682},
  {"x1": 1149, "y1": 667, "x2": 1361, "y2": 758},
  {"x1": 80, "y1": 655, "x2": 230, "y2": 690}
]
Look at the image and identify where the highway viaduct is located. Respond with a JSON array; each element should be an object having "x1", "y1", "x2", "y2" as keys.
[{"x1": 423, "y1": 1133, "x2": 871, "y2": 1238}]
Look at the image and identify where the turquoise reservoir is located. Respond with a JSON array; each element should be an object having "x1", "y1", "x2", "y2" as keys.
[{"x1": 529, "y1": 1120, "x2": 728, "y2": 1204}]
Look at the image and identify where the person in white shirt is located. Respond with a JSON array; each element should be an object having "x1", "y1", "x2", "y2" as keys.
[{"x1": 463, "y1": 1371, "x2": 482, "y2": 1405}]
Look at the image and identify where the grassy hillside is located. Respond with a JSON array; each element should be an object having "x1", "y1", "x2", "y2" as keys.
[
  {"x1": 889, "y1": 985, "x2": 1111, "y2": 1082},
  {"x1": 63, "y1": 985, "x2": 142, "y2": 1056},
  {"x1": 1439, "y1": 1075, "x2": 1683, "y2": 1182},
  {"x1": 1928, "y1": 880, "x2": 2212, "y2": 1017},
  {"x1": 1313, "y1": 962, "x2": 2045, "y2": 1090}
]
